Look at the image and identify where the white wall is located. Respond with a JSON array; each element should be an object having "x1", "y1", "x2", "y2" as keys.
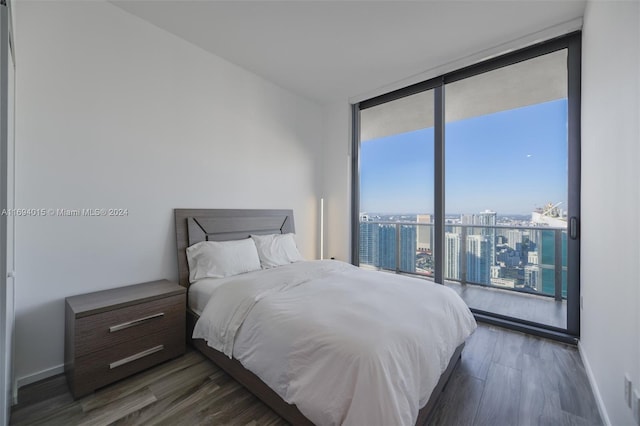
[
  {"x1": 580, "y1": 1, "x2": 640, "y2": 425},
  {"x1": 13, "y1": 1, "x2": 323, "y2": 388},
  {"x1": 1, "y1": 0, "x2": 16, "y2": 417},
  {"x1": 322, "y1": 101, "x2": 351, "y2": 262}
]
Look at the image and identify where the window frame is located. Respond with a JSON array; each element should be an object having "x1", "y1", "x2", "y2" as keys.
[{"x1": 351, "y1": 31, "x2": 581, "y2": 341}]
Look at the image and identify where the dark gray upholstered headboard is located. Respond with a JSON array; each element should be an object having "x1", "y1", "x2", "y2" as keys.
[{"x1": 174, "y1": 209, "x2": 295, "y2": 288}]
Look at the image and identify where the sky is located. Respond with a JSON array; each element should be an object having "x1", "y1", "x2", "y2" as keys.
[{"x1": 360, "y1": 99, "x2": 568, "y2": 215}]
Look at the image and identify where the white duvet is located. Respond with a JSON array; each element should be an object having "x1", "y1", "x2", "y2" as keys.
[{"x1": 193, "y1": 260, "x2": 476, "y2": 426}]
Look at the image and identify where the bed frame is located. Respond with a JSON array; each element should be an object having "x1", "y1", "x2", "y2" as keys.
[{"x1": 174, "y1": 208, "x2": 463, "y2": 425}]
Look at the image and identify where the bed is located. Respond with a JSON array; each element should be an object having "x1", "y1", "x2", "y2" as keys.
[{"x1": 174, "y1": 208, "x2": 476, "y2": 426}]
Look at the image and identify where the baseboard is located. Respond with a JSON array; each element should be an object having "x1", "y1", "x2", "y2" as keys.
[
  {"x1": 14, "y1": 364, "x2": 64, "y2": 405},
  {"x1": 578, "y1": 341, "x2": 611, "y2": 426}
]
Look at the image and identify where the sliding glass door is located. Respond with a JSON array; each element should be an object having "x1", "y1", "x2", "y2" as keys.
[
  {"x1": 352, "y1": 33, "x2": 581, "y2": 339},
  {"x1": 444, "y1": 49, "x2": 570, "y2": 330}
]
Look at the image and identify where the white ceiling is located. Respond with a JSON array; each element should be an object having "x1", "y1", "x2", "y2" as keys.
[{"x1": 111, "y1": 0, "x2": 586, "y2": 105}]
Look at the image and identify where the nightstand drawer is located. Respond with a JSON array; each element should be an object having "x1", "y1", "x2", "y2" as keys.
[
  {"x1": 74, "y1": 294, "x2": 184, "y2": 357},
  {"x1": 65, "y1": 280, "x2": 186, "y2": 398},
  {"x1": 71, "y1": 328, "x2": 184, "y2": 397}
]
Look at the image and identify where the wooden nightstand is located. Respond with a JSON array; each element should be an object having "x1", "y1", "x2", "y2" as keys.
[{"x1": 64, "y1": 279, "x2": 186, "y2": 398}]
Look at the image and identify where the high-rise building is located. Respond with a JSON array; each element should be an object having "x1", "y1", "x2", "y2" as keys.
[
  {"x1": 467, "y1": 234, "x2": 491, "y2": 284},
  {"x1": 400, "y1": 225, "x2": 417, "y2": 273},
  {"x1": 378, "y1": 224, "x2": 396, "y2": 270},
  {"x1": 460, "y1": 214, "x2": 474, "y2": 225},
  {"x1": 537, "y1": 230, "x2": 568, "y2": 296},
  {"x1": 416, "y1": 214, "x2": 432, "y2": 251},
  {"x1": 506, "y1": 229, "x2": 522, "y2": 251},
  {"x1": 475, "y1": 210, "x2": 497, "y2": 226},
  {"x1": 475, "y1": 210, "x2": 497, "y2": 267},
  {"x1": 497, "y1": 249, "x2": 521, "y2": 267},
  {"x1": 359, "y1": 214, "x2": 378, "y2": 266},
  {"x1": 522, "y1": 230, "x2": 532, "y2": 246},
  {"x1": 444, "y1": 232, "x2": 461, "y2": 280},
  {"x1": 524, "y1": 265, "x2": 540, "y2": 291},
  {"x1": 360, "y1": 216, "x2": 417, "y2": 273}
]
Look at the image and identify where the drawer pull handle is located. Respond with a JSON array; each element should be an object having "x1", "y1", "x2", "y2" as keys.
[
  {"x1": 109, "y1": 313, "x2": 164, "y2": 333},
  {"x1": 109, "y1": 345, "x2": 164, "y2": 369}
]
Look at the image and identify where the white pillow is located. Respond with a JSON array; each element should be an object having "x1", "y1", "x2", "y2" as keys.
[
  {"x1": 251, "y1": 233, "x2": 304, "y2": 269},
  {"x1": 186, "y1": 238, "x2": 261, "y2": 283}
]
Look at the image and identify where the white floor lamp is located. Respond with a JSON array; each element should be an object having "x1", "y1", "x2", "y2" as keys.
[{"x1": 320, "y1": 198, "x2": 324, "y2": 260}]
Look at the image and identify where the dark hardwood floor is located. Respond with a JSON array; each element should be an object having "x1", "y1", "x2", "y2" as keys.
[
  {"x1": 10, "y1": 324, "x2": 602, "y2": 426},
  {"x1": 429, "y1": 325, "x2": 601, "y2": 426}
]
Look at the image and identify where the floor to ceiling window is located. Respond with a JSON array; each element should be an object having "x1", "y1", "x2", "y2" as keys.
[
  {"x1": 359, "y1": 90, "x2": 434, "y2": 276},
  {"x1": 352, "y1": 33, "x2": 581, "y2": 340}
]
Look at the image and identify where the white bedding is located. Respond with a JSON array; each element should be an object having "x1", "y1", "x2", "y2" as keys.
[
  {"x1": 192, "y1": 260, "x2": 476, "y2": 426},
  {"x1": 188, "y1": 277, "x2": 224, "y2": 316}
]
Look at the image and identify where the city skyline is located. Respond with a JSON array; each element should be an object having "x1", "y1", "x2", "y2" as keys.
[
  {"x1": 359, "y1": 211, "x2": 552, "y2": 222},
  {"x1": 359, "y1": 211, "x2": 567, "y2": 298},
  {"x1": 360, "y1": 99, "x2": 568, "y2": 215}
]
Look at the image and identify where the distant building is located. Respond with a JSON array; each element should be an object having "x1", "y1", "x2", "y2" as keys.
[
  {"x1": 497, "y1": 248, "x2": 521, "y2": 267},
  {"x1": 524, "y1": 265, "x2": 540, "y2": 291},
  {"x1": 475, "y1": 210, "x2": 497, "y2": 271},
  {"x1": 359, "y1": 214, "x2": 378, "y2": 266},
  {"x1": 375, "y1": 223, "x2": 416, "y2": 273},
  {"x1": 460, "y1": 214, "x2": 474, "y2": 225},
  {"x1": 467, "y1": 234, "x2": 491, "y2": 284},
  {"x1": 378, "y1": 224, "x2": 396, "y2": 270},
  {"x1": 416, "y1": 214, "x2": 432, "y2": 251},
  {"x1": 475, "y1": 210, "x2": 497, "y2": 226},
  {"x1": 523, "y1": 230, "x2": 535, "y2": 246},
  {"x1": 506, "y1": 229, "x2": 522, "y2": 251},
  {"x1": 445, "y1": 232, "x2": 461, "y2": 280},
  {"x1": 531, "y1": 202, "x2": 566, "y2": 228},
  {"x1": 399, "y1": 225, "x2": 417, "y2": 273}
]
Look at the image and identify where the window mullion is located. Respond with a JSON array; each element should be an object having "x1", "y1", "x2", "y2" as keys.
[{"x1": 434, "y1": 84, "x2": 445, "y2": 284}]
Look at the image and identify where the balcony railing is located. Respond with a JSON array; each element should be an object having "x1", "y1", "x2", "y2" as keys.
[{"x1": 358, "y1": 220, "x2": 567, "y2": 301}]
